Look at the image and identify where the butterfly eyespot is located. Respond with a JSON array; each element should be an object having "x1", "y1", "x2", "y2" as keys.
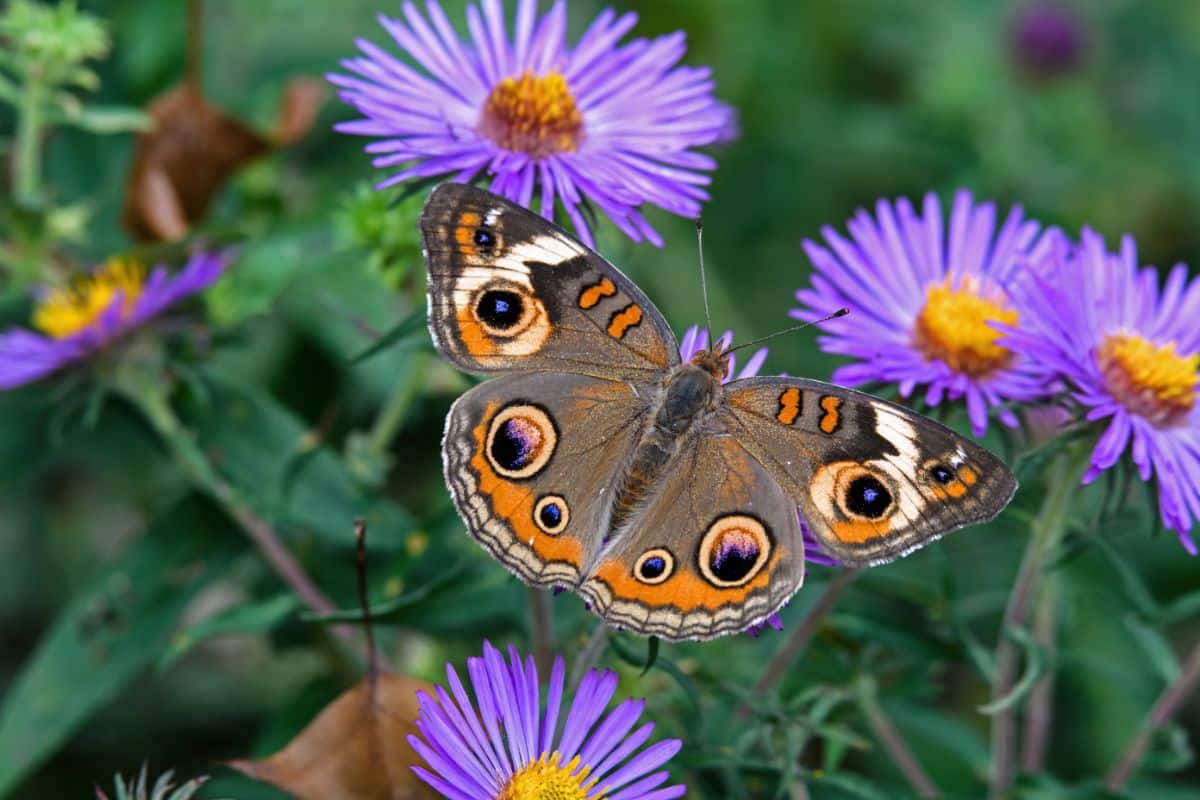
[
  {"x1": 473, "y1": 228, "x2": 497, "y2": 251},
  {"x1": 485, "y1": 403, "x2": 557, "y2": 479},
  {"x1": 844, "y1": 475, "x2": 892, "y2": 519},
  {"x1": 633, "y1": 548, "x2": 674, "y2": 585},
  {"x1": 929, "y1": 463, "x2": 955, "y2": 484},
  {"x1": 533, "y1": 494, "x2": 569, "y2": 535},
  {"x1": 698, "y1": 514, "x2": 771, "y2": 588},
  {"x1": 475, "y1": 289, "x2": 524, "y2": 330}
]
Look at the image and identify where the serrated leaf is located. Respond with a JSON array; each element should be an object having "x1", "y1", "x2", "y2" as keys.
[{"x1": 0, "y1": 498, "x2": 239, "y2": 798}]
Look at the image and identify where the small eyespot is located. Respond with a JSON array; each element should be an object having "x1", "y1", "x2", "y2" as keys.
[
  {"x1": 533, "y1": 494, "x2": 569, "y2": 535},
  {"x1": 634, "y1": 548, "x2": 674, "y2": 585},
  {"x1": 474, "y1": 228, "x2": 495, "y2": 249},
  {"x1": 475, "y1": 289, "x2": 524, "y2": 331},
  {"x1": 844, "y1": 475, "x2": 892, "y2": 519},
  {"x1": 485, "y1": 403, "x2": 557, "y2": 480},
  {"x1": 929, "y1": 463, "x2": 955, "y2": 484},
  {"x1": 698, "y1": 515, "x2": 771, "y2": 588}
]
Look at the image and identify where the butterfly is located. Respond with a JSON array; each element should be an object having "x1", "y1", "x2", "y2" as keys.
[{"x1": 421, "y1": 183, "x2": 1017, "y2": 641}]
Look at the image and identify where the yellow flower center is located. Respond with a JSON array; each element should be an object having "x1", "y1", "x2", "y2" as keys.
[
  {"x1": 498, "y1": 752, "x2": 601, "y2": 800},
  {"x1": 33, "y1": 258, "x2": 146, "y2": 339},
  {"x1": 912, "y1": 278, "x2": 1018, "y2": 377},
  {"x1": 479, "y1": 69, "x2": 584, "y2": 158},
  {"x1": 1097, "y1": 333, "x2": 1198, "y2": 427}
]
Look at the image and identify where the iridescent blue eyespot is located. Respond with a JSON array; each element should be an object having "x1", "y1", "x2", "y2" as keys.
[
  {"x1": 634, "y1": 548, "x2": 674, "y2": 585},
  {"x1": 485, "y1": 404, "x2": 557, "y2": 480},
  {"x1": 533, "y1": 494, "x2": 569, "y2": 534},
  {"x1": 845, "y1": 475, "x2": 891, "y2": 518}
]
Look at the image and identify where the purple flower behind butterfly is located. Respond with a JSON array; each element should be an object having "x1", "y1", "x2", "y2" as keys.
[
  {"x1": 409, "y1": 641, "x2": 686, "y2": 799},
  {"x1": 329, "y1": 0, "x2": 737, "y2": 249},
  {"x1": 0, "y1": 253, "x2": 226, "y2": 390},
  {"x1": 792, "y1": 190, "x2": 1060, "y2": 436},
  {"x1": 679, "y1": 326, "x2": 839, "y2": 636},
  {"x1": 1000, "y1": 230, "x2": 1200, "y2": 554}
]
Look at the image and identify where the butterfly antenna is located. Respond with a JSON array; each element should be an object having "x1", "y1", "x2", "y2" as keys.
[
  {"x1": 696, "y1": 217, "x2": 714, "y2": 335},
  {"x1": 725, "y1": 308, "x2": 850, "y2": 355}
]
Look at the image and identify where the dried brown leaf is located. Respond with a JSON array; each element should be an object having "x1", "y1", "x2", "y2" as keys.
[{"x1": 230, "y1": 673, "x2": 439, "y2": 800}]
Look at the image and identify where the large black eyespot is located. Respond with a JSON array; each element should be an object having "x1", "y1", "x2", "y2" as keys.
[
  {"x1": 698, "y1": 515, "x2": 771, "y2": 588},
  {"x1": 476, "y1": 290, "x2": 523, "y2": 331},
  {"x1": 485, "y1": 404, "x2": 557, "y2": 479},
  {"x1": 634, "y1": 548, "x2": 674, "y2": 585},
  {"x1": 845, "y1": 475, "x2": 892, "y2": 518},
  {"x1": 929, "y1": 463, "x2": 955, "y2": 484},
  {"x1": 474, "y1": 228, "x2": 496, "y2": 249},
  {"x1": 533, "y1": 494, "x2": 569, "y2": 534}
]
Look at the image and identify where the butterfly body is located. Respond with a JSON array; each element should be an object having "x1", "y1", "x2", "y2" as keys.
[{"x1": 423, "y1": 183, "x2": 1017, "y2": 641}]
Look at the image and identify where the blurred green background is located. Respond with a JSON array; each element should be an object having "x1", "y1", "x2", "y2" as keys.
[{"x1": 2, "y1": 1, "x2": 1199, "y2": 797}]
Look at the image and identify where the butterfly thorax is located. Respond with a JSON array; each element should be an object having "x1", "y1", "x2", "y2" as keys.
[{"x1": 606, "y1": 362, "x2": 722, "y2": 535}]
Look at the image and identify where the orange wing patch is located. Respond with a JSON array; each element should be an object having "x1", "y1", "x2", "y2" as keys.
[
  {"x1": 819, "y1": 395, "x2": 843, "y2": 434},
  {"x1": 607, "y1": 303, "x2": 642, "y2": 339},
  {"x1": 591, "y1": 549, "x2": 781, "y2": 612},
  {"x1": 776, "y1": 387, "x2": 801, "y2": 424},
  {"x1": 468, "y1": 406, "x2": 583, "y2": 569},
  {"x1": 830, "y1": 517, "x2": 893, "y2": 543},
  {"x1": 454, "y1": 211, "x2": 482, "y2": 257},
  {"x1": 578, "y1": 278, "x2": 616, "y2": 309}
]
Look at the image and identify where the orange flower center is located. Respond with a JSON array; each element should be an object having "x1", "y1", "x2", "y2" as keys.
[
  {"x1": 479, "y1": 69, "x2": 584, "y2": 158},
  {"x1": 498, "y1": 752, "x2": 600, "y2": 800},
  {"x1": 1097, "y1": 333, "x2": 1198, "y2": 427},
  {"x1": 913, "y1": 278, "x2": 1018, "y2": 377},
  {"x1": 33, "y1": 258, "x2": 145, "y2": 339}
]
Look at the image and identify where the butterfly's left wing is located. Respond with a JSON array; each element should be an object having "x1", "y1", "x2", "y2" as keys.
[
  {"x1": 421, "y1": 183, "x2": 678, "y2": 381},
  {"x1": 578, "y1": 432, "x2": 806, "y2": 641},
  {"x1": 721, "y1": 377, "x2": 1017, "y2": 567}
]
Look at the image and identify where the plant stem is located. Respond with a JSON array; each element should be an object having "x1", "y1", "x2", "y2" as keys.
[
  {"x1": 1020, "y1": 576, "x2": 1058, "y2": 772},
  {"x1": 127, "y1": 385, "x2": 358, "y2": 650},
  {"x1": 988, "y1": 450, "x2": 1082, "y2": 799},
  {"x1": 858, "y1": 677, "x2": 940, "y2": 799},
  {"x1": 1105, "y1": 639, "x2": 1200, "y2": 791},
  {"x1": 367, "y1": 351, "x2": 429, "y2": 456},
  {"x1": 529, "y1": 586, "x2": 554, "y2": 677},
  {"x1": 569, "y1": 622, "x2": 610, "y2": 691},
  {"x1": 754, "y1": 569, "x2": 860, "y2": 695},
  {"x1": 14, "y1": 77, "x2": 44, "y2": 206}
]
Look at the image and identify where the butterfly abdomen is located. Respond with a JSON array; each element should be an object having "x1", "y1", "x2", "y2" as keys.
[{"x1": 607, "y1": 365, "x2": 719, "y2": 534}]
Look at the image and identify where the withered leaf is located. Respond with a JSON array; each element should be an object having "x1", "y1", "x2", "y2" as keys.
[
  {"x1": 230, "y1": 673, "x2": 439, "y2": 800},
  {"x1": 122, "y1": 78, "x2": 325, "y2": 242}
]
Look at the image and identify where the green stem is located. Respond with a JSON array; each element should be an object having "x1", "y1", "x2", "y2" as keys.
[
  {"x1": 857, "y1": 676, "x2": 940, "y2": 798},
  {"x1": 366, "y1": 351, "x2": 429, "y2": 456},
  {"x1": 988, "y1": 448, "x2": 1086, "y2": 798},
  {"x1": 528, "y1": 586, "x2": 555, "y2": 677},
  {"x1": 14, "y1": 77, "x2": 44, "y2": 206},
  {"x1": 124, "y1": 382, "x2": 360, "y2": 652}
]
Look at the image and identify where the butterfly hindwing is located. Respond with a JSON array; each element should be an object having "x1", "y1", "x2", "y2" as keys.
[{"x1": 421, "y1": 183, "x2": 678, "y2": 379}]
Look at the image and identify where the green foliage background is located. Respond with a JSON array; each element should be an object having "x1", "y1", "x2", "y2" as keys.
[{"x1": 1, "y1": 1, "x2": 1199, "y2": 797}]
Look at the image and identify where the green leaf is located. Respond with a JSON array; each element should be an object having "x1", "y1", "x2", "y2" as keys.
[
  {"x1": 346, "y1": 307, "x2": 429, "y2": 365},
  {"x1": 182, "y1": 369, "x2": 417, "y2": 549},
  {"x1": 299, "y1": 561, "x2": 463, "y2": 624},
  {"x1": 977, "y1": 625, "x2": 1047, "y2": 715},
  {"x1": 159, "y1": 593, "x2": 299, "y2": 670},
  {"x1": 1121, "y1": 615, "x2": 1181, "y2": 685},
  {"x1": 55, "y1": 103, "x2": 151, "y2": 133},
  {"x1": 0, "y1": 498, "x2": 239, "y2": 798}
]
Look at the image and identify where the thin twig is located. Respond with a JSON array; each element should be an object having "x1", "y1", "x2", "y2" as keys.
[
  {"x1": 354, "y1": 518, "x2": 382, "y2": 678},
  {"x1": 1020, "y1": 578, "x2": 1058, "y2": 772},
  {"x1": 754, "y1": 569, "x2": 860, "y2": 695},
  {"x1": 858, "y1": 677, "x2": 940, "y2": 798},
  {"x1": 529, "y1": 587, "x2": 555, "y2": 677},
  {"x1": 1105, "y1": 639, "x2": 1200, "y2": 791}
]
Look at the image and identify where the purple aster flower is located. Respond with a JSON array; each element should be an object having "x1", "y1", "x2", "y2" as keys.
[
  {"x1": 409, "y1": 641, "x2": 685, "y2": 799},
  {"x1": 1010, "y1": 3, "x2": 1087, "y2": 80},
  {"x1": 679, "y1": 326, "x2": 840, "y2": 637},
  {"x1": 1001, "y1": 229, "x2": 1200, "y2": 554},
  {"x1": 328, "y1": 0, "x2": 737, "y2": 248},
  {"x1": 0, "y1": 253, "x2": 226, "y2": 390},
  {"x1": 792, "y1": 190, "x2": 1061, "y2": 436}
]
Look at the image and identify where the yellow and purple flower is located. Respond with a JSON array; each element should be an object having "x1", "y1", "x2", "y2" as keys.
[
  {"x1": 329, "y1": 0, "x2": 736, "y2": 247},
  {"x1": 1001, "y1": 230, "x2": 1200, "y2": 553},
  {"x1": 0, "y1": 253, "x2": 225, "y2": 390},
  {"x1": 793, "y1": 191, "x2": 1060, "y2": 436},
  {"x1": 409, "y1": 642, "x2": 685, "y2": 799}
]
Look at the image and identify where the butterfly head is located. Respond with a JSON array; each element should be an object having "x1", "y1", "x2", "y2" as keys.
[{"x1": 688, "y1": 343, "x2": 732, "y2": 383}]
